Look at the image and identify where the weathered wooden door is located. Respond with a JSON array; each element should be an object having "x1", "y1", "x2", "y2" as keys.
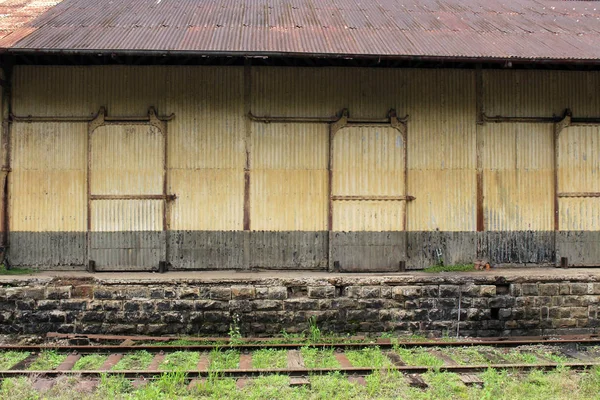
[
  {"x1": 89, "y1": 123, "x2": 166, "y2": 270},
  {"x1": 557, "y1": 124, "x2": 600, "y2": 266},
  {"x1": 331, "y1": 125, "x2": 407, "y2": 271}
]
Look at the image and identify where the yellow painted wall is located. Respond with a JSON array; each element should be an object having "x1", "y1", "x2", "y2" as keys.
[
  {"x1": 405, "y1": 70, "x2": 476, "y2": 232},
  {"x1": 12, "y1": 66, "x2": 246, "y2": 232},
  {"x1": 252, "y1": 67, "x2": 477, "y2": 232},
  {"x1": 90, "y1": 124, "x2": 164, "y2": 196},
  {"x1": 332, "y1": 126, "x2": 405, "y2": 231},
  {"x1": 251, "y1": 122, "x2": 328, "y2": 231},
  {"x1": 483, "y1": 70, "x2": 600, "y2": 118},
  {"x1": 558, "y1": 125, "x2": 600, "y2": 230},
  {"x1": 481, "y1": 123, "x2": 554, "y2": 231},
  {"x1": 9, "y1": 66, "x2": 600, "y2": 235},
  {"x1": 10, "y1": 122, "x2": 86, "y2": 232}
]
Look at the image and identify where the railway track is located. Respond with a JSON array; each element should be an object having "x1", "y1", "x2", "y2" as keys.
[{"x1": 2, "y1": 334, "x2": 600, "y2": 390}]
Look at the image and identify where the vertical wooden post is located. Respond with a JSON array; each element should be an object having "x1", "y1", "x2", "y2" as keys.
[
  {"x1": 243, "y1": 59, "x2": 252, "y2": 269},
  {"x1": 554, "y1": 110, "x2": 571, "y2": 266},
  {"x1": 86, "y1": 107, "x2": 106, "y2": 271},
  {"x1": 475, "y1": 65, "x2": 485, "y2": 233},
  {"x1": 327, "y1": 110, "x2": 348, "y2": 271},
  {"x1": 1, "y1": 63, "x2": 13, "y2": 264}
]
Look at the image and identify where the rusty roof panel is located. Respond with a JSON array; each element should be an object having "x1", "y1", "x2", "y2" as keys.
[
  {"x1": 0, "y1": 0, "x2": 63, "y2": 46},
  {"x1": 3, "y1": 0, "x2": 600, "y2": 62}
]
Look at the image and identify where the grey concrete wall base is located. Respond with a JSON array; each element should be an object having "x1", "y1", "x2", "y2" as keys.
[
  {"x1": 407, "y1": 231, "x2": 476, "y2": 270},
  {"x1": 8, "y1": 232, "x2": 85, "y2": 266},
  {"x1": 249, "y1": 231, "x2": 328, "y2": 270},
  {"x1": 169, "y1": 231, "x2": 246, "y2": 270},
  {"x1": 7, "y1": 230, "x2": 598, "y2": 270},
  {"x1": 90, "y1": 231, "x2": 166, "y2": 271},
  {"x1": 557, "y1": 231, "x2": 600, "y2": 267},
  {"x1": 477, "y1": 231, "x2": 555, "y2": 265},
  {"x1": 331, "y1": 231, "x2": 406, "y2": 272}
]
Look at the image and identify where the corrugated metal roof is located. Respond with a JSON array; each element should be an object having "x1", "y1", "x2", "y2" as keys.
[
  {"x1": 0, "y1": 0, "x2": 64, "y2": 46},
  {"x1": 2, "y1": 0, "x2": 600, "y2": 62}
]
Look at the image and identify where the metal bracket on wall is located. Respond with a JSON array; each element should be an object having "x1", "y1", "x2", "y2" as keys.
[
  {"x1": 555, "y1": 110, "x2": 572, "y2": 136},
  {"x1": 249, "y1": 108, "x2": 408, "y2": 128},
  {"x1": 558, "y1": 192, "x2": 600, "y2": 198},
  {"x1": 331, "y1": 195, "x2": 415, "y2": 201},
  {"x1": 11, "y1": 107, "x2": 175, "y2": 124},
  {"x1": 328, "y1": 108, "x2": 413, "y2": 233},
  {"x1": 86, "y1": 106, "x2": 175, "y2": 272},
  {"x1": 88, "y1": 107, "x2": 106, "y2": 133}
]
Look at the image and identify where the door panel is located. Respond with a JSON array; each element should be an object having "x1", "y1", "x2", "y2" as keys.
[
  {"x1": 91, "y1": 125, "x2": 164, "y2": 195},
  {"x1": 89, "y1": 124, "x2": 166, "y2": 270},
  {"x1": 331, "y1": 126, "x2": 406, "y2": 271},
  {"x1": 557, "y1": 125, "x2": 600, "y2": 266}
]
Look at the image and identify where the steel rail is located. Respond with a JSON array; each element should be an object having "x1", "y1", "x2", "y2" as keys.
[
  {"x1": 2, "y1": 362, "x2": 599, "y2": 379},
  {"x1": 5, "y1": 336, "x2": 600, "y2": 353},
  {"x1": 44, "y1": 332, "x2": 600, "y2": 343}
]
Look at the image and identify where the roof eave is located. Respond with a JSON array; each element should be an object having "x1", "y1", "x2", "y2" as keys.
[{"x1": 4, "y1": 48, "x2": 600, "y2": 66}]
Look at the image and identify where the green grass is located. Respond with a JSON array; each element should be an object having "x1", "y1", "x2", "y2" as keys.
[
  {"x1": 394, "y1": 346, "x2": 445, "y2": 367},
  {"x1": 27, "y1": 350, "x2": 67, "y2": 370},
  {"x1": 241, "y1": 375, "x2": 309, "y2": 400},
  {"x1": 112, "y1": 350, "x2": 154, "y2": 370},
  {"x1": 442, "y1": 346, "x2": 494, "y2": 365},
  {"x1": 209, "y1": 349, "x2": 240, "y2": 370},
  {"x1": 345, "y1": 347, "x2": 391, "y2": 368},
  {"x1": 300, "y1": 347, "x2": 340, "y2": 369},
  {"x1": 422, "y1": 264, "x2": 475, "y2": 273},
  {"x1": 159, "y1": 351, "x2": 200, "y2": 371},
  {"x1": 471, "y1": 366, "x2": 600, "y2": 400},
  {"x1": 0, "y1": 351, "x2": 29, "y2": 370},
  {"x1": 398, "y1": 333, "x2": 431, "y2": 344},
  {"x1": 1, "y1": 365, "x2": 600, "y2": 399},
  {"x1": 502, "y1": 350, "x2": 540, "y2": 364},
  {"x1": 309, "y1": 370, "x2": 412, "y2": 400},
  {"x1": 0, "y1": 264, "x2": 36, "y2": 275},
  {"x1": 415, "y1": 371, "x2": 470, "y2": 399},
  {"x1": 72, "y1": 354, "x2": 107, "y2": 371},
  {"x1": 95, "y1": 374, "x2": 134, "y2": 398},
  {"x1": 251, "y1": 349, "x2": 287, "y2": 369},
  {"x1": 192, "y1": 376, "x2": 238, "y2": 399},
  {"x1": 537, "y1": 351, "x2": 569, "y2": 364},
  {"x1": 127, "y1": 371, "x2": 189, "y2": 399}
]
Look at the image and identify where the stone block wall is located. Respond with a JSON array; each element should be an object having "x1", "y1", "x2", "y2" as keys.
[{"x1": 0, "y1": 274, "x2": 598, "y2": 337}]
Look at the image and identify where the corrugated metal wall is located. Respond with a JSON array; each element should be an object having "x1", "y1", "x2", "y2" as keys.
[
  {"x1": 10, "y1": 122, "x2": 87, "y2": 232},
  {"x1": 252, "y1": 67, "x2": 477, "y2": 233},
  {"x1": 251, "y1": 122, "x2": 328, "y2": 231},
  {"x1": 484, "y1": 70, "x2": 600, "y2": 234},
  {"x1": 483, "y1": 70, "x2": 600, "y2": 118},
  {"x1": 91, "y1": 200, "x2": 163, "y2": 232},
  {"x1": 558, "y1": 125, "x2": 600, "y2": 231},
  {"x1": 251, "y1": 68, "x2": 406, "y2": 120},
  {"x1": 481, "y1": 123, "x2": 554, "y2": 231},
  {"x1": 167, "y1": 67, "x2": 245, "y2": 232},
  {"x1": 9, "y1": 122, "x2": 87, "y2": 265},
  {"x1": 6, "y1": 66, "x2": 600, "y2": 268},
  {"x1": 332, "y1": 126, "x2": 405, "y2": 231},
  {"x1": 12, "y1": 66, "x2": 246, "y2": 232},
  {"x1": 406, "y1": 70, "x2": 476, "y2": 232},
  {"x1": 13, "y1": 66, "x2": 170, "y2": 116},
  {"x1": 91, "y1": 125, "x2": 164, "y2": 196}
]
